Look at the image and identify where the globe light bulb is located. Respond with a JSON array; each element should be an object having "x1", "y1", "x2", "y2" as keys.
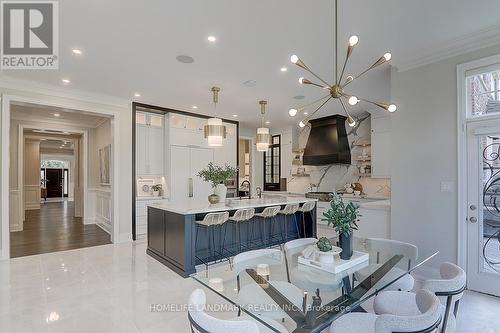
[
  {"x1": 299, "y1": 77, "x2": 305, "y2": 84},
  {"x1": 348, "y1": 35, "x2": 359, "y2": 46},
  {"x1": 348, "y1": 96, "x2": 359, "y2": 106},
  {"x1": 288, "y1": 108, "x2": 298, "y2": 117},
  {"x1": 384, "y1": 53, "x2": 392, "y2": 61},
  {"x1": 299, "y1": 121, "x2": 306, "y2": 128},
  {"x1": 291, "y1": 55, "x2": 299, "y2": 64},
  {"x1": 388, "y1": 104, "x2": 397, "y2": 112},
  {"x1": 347, "y1": 116, "x2": 356, "y2": 127}
]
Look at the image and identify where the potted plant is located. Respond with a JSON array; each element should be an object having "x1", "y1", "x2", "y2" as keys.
[
  {"x1": 151, "y1": 184, "x2": 162, "y2": 197},
  {"x1": 322, "y1": 193, "x2": 360, "y2": 260},
  {"x1": 197, "y1": 162, "x2": 237, "y2": 203}
]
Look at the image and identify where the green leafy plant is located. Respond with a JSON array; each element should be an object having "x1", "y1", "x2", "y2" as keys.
[
  {"x1": 322, "y1": 193, "x2": 360, "y2": 236},
  {"x1": 197, "y1": 162, "x2": 237, "y2": 188},
  {"x1": 151, "y1": 184, "x2": 162, "y2": 191},
  {"x1": 316, "y1": 237, "x2": 333, "y2": 252}
]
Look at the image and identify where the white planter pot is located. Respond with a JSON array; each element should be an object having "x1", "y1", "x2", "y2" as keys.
[
  {"x1": 152, "y1": 190, "x2": 160, "y2": 197},
  {"x1": 214, "y1": 184, "x2": 227, "y2": 201}
]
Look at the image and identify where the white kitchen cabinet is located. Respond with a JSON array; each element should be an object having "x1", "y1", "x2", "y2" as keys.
[
  {"x1": 136, "y1": 112, "x2": 164, "y2": 176},
  {"x1": 371, "y1": 116, "x2": 391, "y2": 178},
  {"x1": 136, "y1": 198, "x2": 168, "y2": 237},
  {"x1": 170, "y1": 145, "x2": 214, "y2": 202}
]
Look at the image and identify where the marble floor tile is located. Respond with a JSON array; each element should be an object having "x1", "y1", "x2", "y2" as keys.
[{"x1": 0, "y1": 239, "x2": 498, "y2": 332}]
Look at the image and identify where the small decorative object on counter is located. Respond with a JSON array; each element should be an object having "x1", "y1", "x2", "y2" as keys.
[
  {"x1": 364, "y1": 165, "x2": 371, "y2": 174},
  {"x1": 316, "y1": 237, "x2": 333, "y2": 252},
  {"x1": 197, "y1": 162, "x2": 237, "y2": 202},
  {"x1": 208, "y1": 194, "x2": 219, "y2": 204},
  {"x1": 151, "y1": 184, "x2": 162, "y2": 197},
  {"x1": 322, "y1": 193, "x2": 360, "y2": 260}
]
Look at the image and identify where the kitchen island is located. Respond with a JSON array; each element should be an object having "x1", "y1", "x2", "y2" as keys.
[{"x1": 147, "y1": 196, "x2": 317, "y2": 277}]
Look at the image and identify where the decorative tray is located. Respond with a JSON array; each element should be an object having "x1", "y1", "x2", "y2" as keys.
[{"x1": 298, "y1": 251, "x2": 369, "y2": 274}]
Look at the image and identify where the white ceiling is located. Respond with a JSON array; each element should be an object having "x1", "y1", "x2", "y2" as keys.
[
  {"x1": 11, "y1": 103, "x2": 110, "y2": 128},
  {"x1": 2, "y1": 0, "x2": 500, "y2": 127}
]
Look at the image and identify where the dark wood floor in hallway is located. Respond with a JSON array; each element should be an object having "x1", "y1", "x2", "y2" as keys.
[{"x1": 10, "y1": 201, "x2": 111, "y2": 258}]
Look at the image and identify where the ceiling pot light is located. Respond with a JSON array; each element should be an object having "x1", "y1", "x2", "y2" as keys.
[
  {"x1": 134, "y1": 93, "x2": 141, "y2": 98},
  {"x1": 265, "y1": 121, "x2": 270, "y2": 125},
  {"x1": 61, "y1": 79, "x2": 70, "y2": 84},
  {"x1": 299, "y1": 121, "x2": 307, "y2": 128},
  {"x1": 232, "y1": 114, "x2": 238, "y2": 118},
  {"x1": 280, "y1": 67, "x2": 288, "y2": 72},
  {"x1": 192, "y1": 105, "x2": 198, "y2": 109},
  {"x1": 290, "y1": 0, "x2": 397, "y2": 124},
  {"x1": 256, "y1": 100, "x2": 272, "y2": 152},
  {"x1": 288, "y1": 108, "x2": 298, "y2": 117},
  {"x1": 204, "y1": 87, "x2": 226, "y2": 147},
  {"x1": 176, "y1": 55, "x2": 195, "y2": 64},
  {"x1": 207, "y1": 36, "x2": 217, "y2": 42},
  {"x1": 72, "y1": 49, "x2": 82, "y2": 55}
]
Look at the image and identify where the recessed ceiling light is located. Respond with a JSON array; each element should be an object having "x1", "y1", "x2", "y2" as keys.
[
  {"x1": 61, "y1": 79, "x2": 70, "y2": 84},
  {"x1": 303, "y1": 111, "x2": 309, "y2": 115},
  {"x1": 232, "y1": 114, "x2": 238, "y2": 118},
  {"x1": 176, "y1": 55, "x2": 195, "y2": 64},
  {"x1": 265, "y1": 121, "x2": 270, "y2": 125},
  {"x1": 207, "y1": 36, "x2": 217, "y2": 42},
  {"x1": 72, "y1": 48, "x2": 82, "y2": 55},
  {"x1": 192, "y1": 105, "x2": 198, "y2": 109},
  {"x1": 293, "y1": 95, "x2": 305, "y2": 100},
  {"x1": 280, "y1": 67, "x2": 288, "y2": 72},
  {"x1": 53, "y1": 113, "x2": 60, "y2": 117},
  {"x1": 134, "y1": 93, "x2": 141, "y2": 98}
]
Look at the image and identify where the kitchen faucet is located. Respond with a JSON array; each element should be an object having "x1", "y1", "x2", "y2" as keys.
[
  {"x1": 255, "y1": 186, "x2": 262, "y2": 199},
  {"x1": 240, "y1": 180, "x2": 251, "y2": 199}
]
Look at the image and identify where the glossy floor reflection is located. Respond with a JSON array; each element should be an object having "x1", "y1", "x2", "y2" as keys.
[{"x1": 0, "y1": 240, "x2": 499, "y2": 332}]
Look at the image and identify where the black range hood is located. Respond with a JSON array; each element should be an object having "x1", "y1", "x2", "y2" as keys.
[{"x1": 303, "y1": 115, "x2": 351, "y2": 165}]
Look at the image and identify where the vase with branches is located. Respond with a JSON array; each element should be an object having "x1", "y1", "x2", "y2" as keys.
[
  {"x1": 322, "y1": 192, "x2": 360, "y2": 260},
  {"x1": 197, "y1": 162, "x2": 237, "y2": 203}
]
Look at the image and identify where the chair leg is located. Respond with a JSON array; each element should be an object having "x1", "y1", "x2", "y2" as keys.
[
  {"x1": 302, "y1": 212, "x2": 306, "y2": 238},
  {"x1": 284, "y1": 215, "x2": 288, "y2": 242},
  {"x1": 441, "y1": 295, "x2": 453, "y2": 333},
  {"x1": 453, "y1": 299, "x2": 460, "y2": 317},
  {"x1": 293, "y1": 214, "x2": 300, "y2": 239}
]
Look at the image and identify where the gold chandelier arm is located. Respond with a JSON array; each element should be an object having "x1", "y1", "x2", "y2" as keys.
[
  {"x1": 301, "y1": 67, "x2": 332, "y2": 88},
  {"x1": 338, "y1": 97, "x2": 356, "y2": 125},
  {"x1": 300, "y1": 96, "x2": 333, "y2": 124},
  {"x1": 338, "y1": 46, "x2": 353, "y2": 85},
  {"x1": 358, "y1": 97, "x2": 393, "y2": 111},
  {"x1": 343, "y1": 54, "x2": 390, "y2": 87},
  {"x1": 301, "y1": 78, "x2": 328, "y2": 89}
]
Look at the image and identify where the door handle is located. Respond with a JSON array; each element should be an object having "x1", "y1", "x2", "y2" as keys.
[
  {"x1": 188, "y1": 178, "x2": 193, "y2": 198},
  {"x1": 469, "y1": 216, "x2": 478, "y2": 223}
]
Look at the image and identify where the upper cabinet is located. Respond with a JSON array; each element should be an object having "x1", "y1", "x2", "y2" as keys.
[
  {"x1": 136, "y1": 112, "x2": 164, "y2": 176},
  {"x1": 371, "y1": 115, "x2": 391, "y2": 178}
]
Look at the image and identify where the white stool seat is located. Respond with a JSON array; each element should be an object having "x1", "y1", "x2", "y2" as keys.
[
  {"x1": 278, "y1": 203, "x2": 299, "y2": 215},
  {"x1": 230, "y1": 208, "x2": 255, "y2": 222},
  {"x1": 255, "y1": 206, "x2": 281, "y2": 218},
  {"x1": 297, "y1": 201, "x2": 316, "y2": 212},
  {"x1": 355, "y1": 265, "x2": 415, "y2": 291},
  {"x1": 330, "y1": 312, "x2": 378, "y2": 333},
  {"x1": 196, "y1": 211, "x2": 230, "y2": 226}
]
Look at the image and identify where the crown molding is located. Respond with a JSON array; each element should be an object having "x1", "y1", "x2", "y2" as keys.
[
  {"x1": 395, "y1": 24, "x2": 500, "y2": 72},
  {"x1": 0, "y1": 75, "x2": 130, "y2": 110}
]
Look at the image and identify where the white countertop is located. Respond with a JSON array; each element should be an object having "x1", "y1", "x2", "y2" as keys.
[{"x1": 148, "y1": 195, "x2": 317, "y2": 215}]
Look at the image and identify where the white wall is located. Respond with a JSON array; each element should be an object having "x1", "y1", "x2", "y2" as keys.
[
  {"x1": 391, "y1": 43, "x2": 500, "y2": 265},
  {"x1": 23, "y1": 139, "x2": 41, "y2": 210}
]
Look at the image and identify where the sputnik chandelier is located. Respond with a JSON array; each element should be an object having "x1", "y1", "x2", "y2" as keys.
[{"x1": 290, "y1": 0, "x2": 397, "y2": 128}]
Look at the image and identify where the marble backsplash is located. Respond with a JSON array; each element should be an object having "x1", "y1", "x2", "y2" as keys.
[{"x1": 286, "y1": 112, "x2": 391, "y2": 198}]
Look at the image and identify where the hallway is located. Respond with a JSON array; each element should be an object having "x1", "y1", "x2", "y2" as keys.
[{"x1": 10, "y1": 201, "x2": 111, "y2": 258}]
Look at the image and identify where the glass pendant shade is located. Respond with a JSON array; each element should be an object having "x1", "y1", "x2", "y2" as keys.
[
  {"x1": 256, "y1": 127, "x2": 271, "y2": 152},
  {"x1": 204, "y1": 117, "x2": 226, "y2": 147}
]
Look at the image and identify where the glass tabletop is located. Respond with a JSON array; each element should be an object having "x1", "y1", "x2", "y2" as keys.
[{"x1": 191, "y1": 237, "x2": 438, "y2": 333}]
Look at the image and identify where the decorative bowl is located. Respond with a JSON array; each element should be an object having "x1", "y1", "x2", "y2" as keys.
[
  {"x1": 208, "y1": 194, "x2": 219, "y2": 204},
  {"x1": 315, "y1": 246, "x2": 343, "y2": 264}
]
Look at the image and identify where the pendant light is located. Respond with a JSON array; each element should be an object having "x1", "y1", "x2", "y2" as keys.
[
  {"x1": 256, "y1": 100, "x2": 271, "y2": 152},
  {"x1": 204, "y1": 86, "x2": 226, "y2": 147}
]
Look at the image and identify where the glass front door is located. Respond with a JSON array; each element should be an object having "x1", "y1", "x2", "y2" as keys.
[{"x1": 467, "y1": 120, "x2": 500, "y2": 296}]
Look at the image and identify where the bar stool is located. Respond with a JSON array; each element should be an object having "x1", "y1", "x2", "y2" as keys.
[
  {"x1": 194, "y1": 211, "x2": 230, "y2": 276},
  {"x1": 254, "y1": 206, "x2": 281, "y2": 248},
  {"x1": 297, "y1": 201, "x2": 316, "y2": 238},
  {"x1": 278, "y1": 203, "x2": 300, "y2": 242},
  {"x1": 228, "y1": 208, "x2": 255, "y2": 254}
]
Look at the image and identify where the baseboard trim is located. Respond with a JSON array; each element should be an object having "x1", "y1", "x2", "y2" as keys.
[
  {"x1": 96, "y1": 221, "x2": 111, "y2": 235},
  {"x1": 9, "y1": 224, "x2": 22, "y2": 232},
  {"x1": 84, "y1": 217, "x2": 96, "y2": 225}
]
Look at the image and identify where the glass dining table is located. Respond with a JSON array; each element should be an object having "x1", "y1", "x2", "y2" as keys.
[{"x1": 191, "y1": 237, "x2": 438, "y2": 333}]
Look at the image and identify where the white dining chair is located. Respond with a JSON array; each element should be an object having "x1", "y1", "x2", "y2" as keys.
[
  {"x1": 188, "y1": 289, "x2": 288, "y2": 333},
  {"x1": 373, "y1": 262, "x2": 466, "y2": 333},
  {"x1": 233, "y1": 248, "x2": 307, "y2": 321},
  {"x1": 329, "y1": 289, "x2": 442, "y2": 333},
  {"x1": 283, "y1": 238, "x2": 344, "y2": 293},
  {"x1": 354, "y1": 238, "x2": 418, "y2": 292}
]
